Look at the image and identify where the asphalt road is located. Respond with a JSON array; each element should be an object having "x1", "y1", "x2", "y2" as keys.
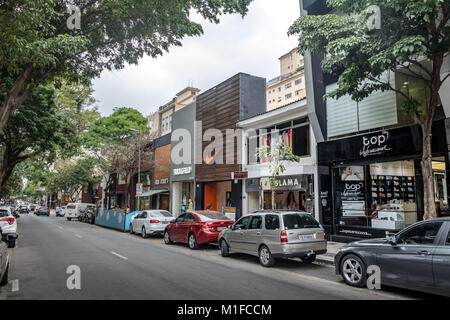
[{"x1": 0, "y1": 213, "x2": 437, "y2": 300}]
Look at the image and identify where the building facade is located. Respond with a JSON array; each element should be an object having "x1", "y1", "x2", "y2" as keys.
[
  {"x1": 194, "y1": 73, "x2": 266, "y2": 220},
  {"x1": 266, "y1": 48, "x2": 306, "y2": 111},
  {"x1": 300, "y1": 0, "x2": 450, "y2": 241},
  {"x1": 238, "y1": 99, "x2": 320, "y2": 220}
]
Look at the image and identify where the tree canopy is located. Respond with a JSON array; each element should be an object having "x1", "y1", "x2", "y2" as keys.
[{"x1": 0, "y1": 0, "x2": 253, "y2": 131}]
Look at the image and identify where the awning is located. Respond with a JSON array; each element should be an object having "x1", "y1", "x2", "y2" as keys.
[{"x1": 135, "y1": 188, "x2": 169, "y2": 199}]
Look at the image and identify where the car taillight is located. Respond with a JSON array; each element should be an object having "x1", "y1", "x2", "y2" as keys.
[
  {"x1": 202, "y1": 223, "x2": 216, "y2": 231},
  {"x1": 149, "y1": 219, "x2": 160, "y2": 223},
  {"x1": 280, "y1": 229, "x2": 288, "y2": 243},
  {"x1": 323, "y1": 228, "x2": 327, "y2": 240},
  {"x1": 0, "y1": 217, "x2": 15, "y2": 225}
]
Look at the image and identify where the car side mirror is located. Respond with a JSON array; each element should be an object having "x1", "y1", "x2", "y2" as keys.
[{"x1": 388, "y1": 236, "x2": 397, "y2": 246}]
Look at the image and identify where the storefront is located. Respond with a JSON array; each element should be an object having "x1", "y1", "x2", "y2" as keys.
[
  {"x1": 170, "y1": 102, "x2": 196, "y2": 216},
  {"x1": 238, "y1": 99, "x2": 320, "y2": 219},
  {"x1": 151, "y1": 134, "x2": 171, "y2": 211},
  {"x1": 318, "y1": 121, "x2": 449, "y2": 241}
]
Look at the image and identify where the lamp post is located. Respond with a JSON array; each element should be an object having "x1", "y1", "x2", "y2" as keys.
[{"x1": 130, "y1": 128, "x2": 141, "y2": 211}]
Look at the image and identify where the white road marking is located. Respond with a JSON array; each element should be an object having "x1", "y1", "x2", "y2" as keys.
[
  {"x1": 11, "y1": 279, "x2": 19, "y2": 292},
  {"x1": 74, "y1": 234, "x2": 83, "y2": 239},
  {"x1": 110, "y1": 251, "x2": 128, "y2": 260},
  {"x1": 58, "y1": 226, "x2": 63, "y2": 229}
]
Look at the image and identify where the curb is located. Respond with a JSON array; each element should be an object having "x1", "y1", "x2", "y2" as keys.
[{"x1": 316, "y1": 256, "x2": 335, "y2": 266}]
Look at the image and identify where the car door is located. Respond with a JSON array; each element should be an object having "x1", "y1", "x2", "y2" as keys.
[
  {"x1": 376, "y1": 221, "x2": 444, "y2": 291},
  {"x1": 432, "y1": 222, "x2": 450, "y2": 296},
  {"x1": 228, "y1": 216, "x2": 251, "y2": 252},
  {"x1": 179, "y1": 213, "x2": 196, "y2": 243},
  {"x1": 171, "y1": 213, "x2": 186, "y2": 242},
  {"x1": 137, "y1": 212, "x2": 147, "y2": 232},
  {"x1": 242, "y1": 215, "x2": 263, "y2": 254}
]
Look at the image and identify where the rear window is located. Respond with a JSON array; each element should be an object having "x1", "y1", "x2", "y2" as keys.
[
  {"x1": 283, "y1": 214, "x2": 320, "y2": 230},
  {"x1": 67, "y1": 205, "x2": 76, "y2": 209},
  {"x1": 0, "y1": 210, "x2": 9, "y2": 217},
  {"x1": 148, "y1": 211, "x2": 172, "y2": 218},
  {"x1": 196, "y1": 213, "x2": 231, "y2": 221}
]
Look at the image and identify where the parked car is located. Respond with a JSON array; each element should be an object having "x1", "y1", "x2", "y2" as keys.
[
  {"x1": 65, "y1": 203, "x2": 95, "y2": 221},
  {"x1": 78, "y1": 207, "x2": 96, "y2": 224},
  {"x1": 335, "y1": 218, "x2": 450, "y2": 297},
  {"x1": 0, "y1": 228, "x2": 9, "y2": 286},
  {"x1": 164, "y1": 211, "x2": 234, "y2": 249},
  {"x1": 19, "y1": 205, "x2": 28, "y2": 214},
  {"x1": 36, "y1": 207, "x2": 50, "y2": 216},
  {"x1": 218, "y1": 210, "x2": 327, "y2": 267},
  {"x1": 9, "y1": 206, "x2": 19, "y2": 218},
  {"x1": 57, "y1": 206, "x2": 67, "y2": 217},
  {"x1": 130, "y1": 210, "x2": 174, "y2": 238},
  {"x1": 28, "y1": 205, "x2": 36, "y2": 213},
  {"x1": 0, "y1": 206, "x2": 18, "y2": 248}
]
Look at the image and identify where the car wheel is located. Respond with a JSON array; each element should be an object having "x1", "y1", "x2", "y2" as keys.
[
  {"x1": 259, "y1": 245, "x2": 276, "y2": 267},
  {"x1": 164, "y1": 230, "x2": 173, "y2": 244},
  {"x1": 220, "y1": 239, "x2": 230, "y2": 257},
  {"x1": 0, "y1": 264, "x2": 8, "y2": 286},
  {"x1": 142, "y1": 227, "x2": 147, "y2": 238},
  {"x1": 129, "y1": 224, "x2": 134, "y2": 234},
  {"x1": 188, "y1": 233, "x2": 199, "y2": 250},
  {"x1": 301, "y1": 254, "x2": 316, "y2": 264},
  {"x1": 340, "y1": 254, "x2": 367, "y2": 288},
  {"x1": 7, "y1": 239, "x2": 15, "y2": 249}
]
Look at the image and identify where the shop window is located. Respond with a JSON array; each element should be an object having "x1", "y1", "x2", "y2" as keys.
[
  {"x1": 292, "y1": 125, "x2": 310, "y2": 156},
  {"x1": 265, "y1": 215, "x2": 280, "y2": 230}
]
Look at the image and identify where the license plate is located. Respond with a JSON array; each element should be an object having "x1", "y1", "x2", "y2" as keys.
[
  {"x1": 162, "y1": 221, "x2": 169, "y2": 224},
  {"x1": 300, "y1": 234, "x2": 315, "y2": 240},
  {"x1": 217, "y1": 227, "x2": 226, "y2": 231}
]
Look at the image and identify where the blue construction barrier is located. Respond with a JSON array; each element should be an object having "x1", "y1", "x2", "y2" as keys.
[
  {"x1": 125, "y1": 211, "x2": 141, "y2": 231},
  {"x1": 96, "y1": 209, "x2": 141, "y2": 232}
]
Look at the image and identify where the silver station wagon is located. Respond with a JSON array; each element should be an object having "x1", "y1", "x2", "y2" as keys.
[{"x1": 218, "y1": 210, "x2": 327, "y2": 267}]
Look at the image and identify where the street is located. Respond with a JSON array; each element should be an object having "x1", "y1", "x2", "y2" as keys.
[{"x1": 0, "y1": 214, "x2": 437, "y2": 300}]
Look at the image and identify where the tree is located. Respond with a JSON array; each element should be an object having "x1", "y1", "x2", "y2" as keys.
[
  {"x1": 256, "y1": 141, "x2": 300, "y2": 209},
  {"x1": 48, "y1": 158, "x2": 100, "y2": 202},
  {"x1": 0, "y1": 0, "x2": 253, "y2": 132},
  {"x1": 289, "y1": 0, "x2": 450, "y2": 219},
  {"x1": 0, "y1": 85, "x2": 67, "y2": 197},
  {"x1": 83, "y1": 107, "x2": 151, "y2": 208}
]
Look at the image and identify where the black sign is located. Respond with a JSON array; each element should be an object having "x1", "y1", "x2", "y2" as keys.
[{"x1": 318, "y1": 122, "x2": 447, "y2": 164}]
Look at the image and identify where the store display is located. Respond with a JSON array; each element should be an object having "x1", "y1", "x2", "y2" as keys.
[{"x1": 370, "y1": 174, "x2": 415, "y2": 204}]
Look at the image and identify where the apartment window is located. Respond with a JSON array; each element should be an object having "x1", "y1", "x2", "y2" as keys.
[
  {"x1": 285, "y1": 93, "x2": 292, "y2": 100},
  {"x1": 278, "y1": 87, "x2": 281, "y2": 92},
  {"x1": 285, "y1": 82, "x2": 292, "y2": 89},
  {"x1": 295, "y1": 90, "x2": 300, "y2": 96},
  {"x1": 295, "y1": 79, "x2": 302, "y2": 85}
]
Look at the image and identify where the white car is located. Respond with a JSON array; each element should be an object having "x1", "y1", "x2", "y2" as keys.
[
  {"x1": 130, "y1": 210, "x2": 174, "y2": 238},
  {"x1": 0, "y1": 206, "x2": 18, "y2": 248},
  {"x1": 65, "y1": 203, "x2": 95, "y2": 221}
]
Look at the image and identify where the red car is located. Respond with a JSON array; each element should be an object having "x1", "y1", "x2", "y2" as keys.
[{"x1": 164, "y1": 211, "x2": 234, "y2": 249}]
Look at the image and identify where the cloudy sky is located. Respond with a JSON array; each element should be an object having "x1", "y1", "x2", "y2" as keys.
[{"x1": 92, "y1": 0, "x2": 301, "y2": 116}]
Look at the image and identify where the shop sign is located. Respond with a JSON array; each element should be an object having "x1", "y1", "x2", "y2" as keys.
[
  {"x1": 174, "y1": 166, "x2": 192, "y2": 175},
  {"x1": 160, "y1": 178, "x2": 169, "y2": 184},
  {"x1": 360, "y1": 132, "x2": 391, "y2": 157},
  {"x1": 261, "y1": 176, "x2": 302, "y2": 190},
  {"x1": 136, "y1": 183, "x2": 143, "y2": 196},
  {"x1": 231, "y1": 171, "x2": 248, "y2": 179}
]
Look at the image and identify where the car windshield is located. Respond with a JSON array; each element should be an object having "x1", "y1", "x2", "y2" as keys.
[
  {"x1": 0, "y1": 209, "x2": 9, "y2": 217},
  {"x1": 196, "y1": 213, "x2": 230, "y2": 221},
  {"x1": 149, "y1": 211, "x2": 172, "y2": 218},
  {"x1": 67, "y1": 205, "x2": 76, "y2": 209},
  {"x1": 283, "y1": 214, "x2": 320, "y2": 230}
]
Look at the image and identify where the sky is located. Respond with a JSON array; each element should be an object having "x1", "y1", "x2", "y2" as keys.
[{"x1": 92, "y1": 0, "x2": 301, "y2": 116}]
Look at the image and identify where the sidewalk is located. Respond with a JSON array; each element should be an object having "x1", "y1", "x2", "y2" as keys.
[{"x1": 315, "y1": 241, "x2": 346, "y2": 266}]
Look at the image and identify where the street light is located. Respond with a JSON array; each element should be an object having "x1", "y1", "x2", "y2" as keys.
[{"x1": 130, "y1": 128, "x2": 141, "y2": 211}]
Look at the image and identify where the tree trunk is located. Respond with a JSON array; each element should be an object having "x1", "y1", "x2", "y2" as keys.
[
  {"x1": 271, "y1": 190, "x2": 275, "y2": 209},
  {"x1": 421, "y1": 121, "x2": 437, "y2": 220},
  {"x1": 0, "y1": 65, "x2": 33, "y2": 132},
  {"x1": 0, "y1": 148, "x2": 17, "y2": 198}
]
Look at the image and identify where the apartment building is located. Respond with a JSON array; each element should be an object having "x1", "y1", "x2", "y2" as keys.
[{"x1": 266, "y1": 48, "x2": 306, "y2": 111}]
